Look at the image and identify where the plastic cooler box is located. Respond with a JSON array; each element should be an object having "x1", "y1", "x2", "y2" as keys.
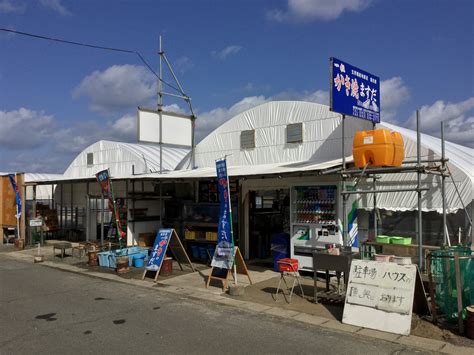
[
  {"x1": 277, "y1": 258, "x2": 299, "y2": 272},
  {"x1": 353, "y1": 129, "x2": 404, "y2": 168}
]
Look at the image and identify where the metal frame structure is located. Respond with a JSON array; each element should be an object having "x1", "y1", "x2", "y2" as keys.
[{"x1": 339, "y1": 111, "x2": 472, "y2": 270}]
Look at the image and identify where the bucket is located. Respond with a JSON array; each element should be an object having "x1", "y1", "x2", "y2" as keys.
[
  {"x1": 374, "y1": 254, "x2": 394, "y2": 262},
  {"x1": 207, "y1": 244, "x2": 216, "y2": 258},
  {"x1": 133, "y1": 254, "x2": 145, "y2": 268},
  {"x1": 199, "y1": 247, "x2": 208, "y2": 260},
  {"x1": 190, "y1": 245, "x2": 199, "y2": 258},
  {"x1": 159, "y1": 257, "x2": 173, "y2": 276}
]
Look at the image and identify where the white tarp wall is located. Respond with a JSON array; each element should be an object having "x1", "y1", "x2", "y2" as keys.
[
  {"x1": 64, "y1": 140, "x2": 190, "y2": 179},
  {"x1": 358, "y1": 122, "x2": 474, "y2": 213},
  {"x1": 186, "y1": 101, "x2": 372, "y2": 169}
]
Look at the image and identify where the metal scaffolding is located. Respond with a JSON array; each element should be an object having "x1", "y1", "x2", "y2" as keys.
[{"x1": 339, "y1": 111, "x2": 472, "y2": 271}]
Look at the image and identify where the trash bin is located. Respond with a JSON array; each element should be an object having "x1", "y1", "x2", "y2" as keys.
[
  {"x1": 271, "y1": 233, "x2": 290, "y2": 272},
  {"x1": 430, "y1": 246, "x2": 474, "y2": 321}
]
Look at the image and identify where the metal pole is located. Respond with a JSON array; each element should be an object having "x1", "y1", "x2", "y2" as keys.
[
  {"x1": 417, "y1": 110, "x2": 423, "y2": 270},
  {"x1": 86, "y1": 182, "x2": 90, "y2": 242},
  {"x1": 342, "y1": 187, "x2": 429, "y2": 195},
  {"x1": 158, "y1": 36, "x2": 163, "y2": 174},
  {"x1": 159, "y1": 181, "x2": 163, "y2": 229},
  {"x1": 60, "y1": 183, "x2": 63, "y2": 235},
  {"x1": 101, "y1": 193, "x2": 104, "y2": 247},
  {"x1": 341, "y1": 114, "x2": 347, "y2": 246},
  {"x1": 441, "y1": 121, "x2": 448, "y2": 246},
  {"x1": 372, "y1": 122, "x2": 377, "y2": 240}
]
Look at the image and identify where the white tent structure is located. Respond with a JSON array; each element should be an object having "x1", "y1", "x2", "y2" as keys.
[
  {"x1": 64, "y1": 140, "x2": 190, "y2": 179},
  {"x1": 177, "y1": 101, "x2": 473, "y2": 214}
]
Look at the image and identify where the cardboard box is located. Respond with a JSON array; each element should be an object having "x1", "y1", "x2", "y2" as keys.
[{"x1": 138, "y1": 233, "x2": 155, "y2": 247}]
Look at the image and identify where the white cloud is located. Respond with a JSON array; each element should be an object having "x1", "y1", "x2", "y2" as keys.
[
  {"x1": 211, "y1": 45, "x2": 243, "y2": 60},
  {"x1": 0, "y1": 108, "x2": 55, "y2": 149},
  {"x1": 380, "y1": 77, "x2": 410, "y2": 122},
  {"x1": 268, "y1": 0, "x2": 373, "y2": 23},
  {"x1": 0, "y1": 0, "x2": 25, "y2": 13},
  {"x1": 174, "y1": 56, "x2": 194, "y2": 74},
  {"x1": 405, "y1": 97, "x2": 474, "y2": 147},
  {"x1": 195, "y1": 89, "x2": 329, "y2": 141},
  {"x1": 39, "y1": 0, "x2": 71, "y2": 16},
  {"x1": 72, "y1": 64, "x2": 156, "y2": 113}
]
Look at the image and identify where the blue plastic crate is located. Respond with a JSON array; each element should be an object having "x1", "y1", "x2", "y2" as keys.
[{"x1": 97, "y1": 251, "x2": 113, "y2": 267}]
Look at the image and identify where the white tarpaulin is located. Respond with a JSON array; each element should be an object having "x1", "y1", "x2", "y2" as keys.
[
  {"x1": 63, "y1": 140, "x2": 190, "y2": 179},
  {"x1": 179, "y1": 101, "x2": 473, "y2": 212}
]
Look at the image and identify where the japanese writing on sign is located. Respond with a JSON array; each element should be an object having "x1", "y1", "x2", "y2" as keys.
[
  {"x1": 146, "y1": 229, "x2": 172, "y2": 271},
  {"x1": 211, "y1": 159, "x2": 234, "y2": 270},
  {"x1": 345, "y1": 260, "x2": 416, "y2": 315},
  {"x1": 330, "y1": 57, "x2": 381, "y2": 123}
]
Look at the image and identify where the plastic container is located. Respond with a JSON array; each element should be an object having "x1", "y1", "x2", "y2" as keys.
[
  {"x1": 353, "y1": 129, "x2": 404, "y2": 168},
  {"x1": 430, "y1": 246, "x2": 473, "y2": 322},
  {"x1": 277, "y1": 258, "x2": 299, "y2": 272},
  {"x1": 376, "y1": 235, "x2": 391, "y2": 244},
  {"x1": 374, "y1": 254, "x2": 394, "y2": 262},
  {"x1": 392, "y1": 256, "x2": 412, "y2": 265},
  {"x1": 133, "y1": 254, "x2": 145, "y2": 268},
  {"x1": 207, "y1": 244, "x2": 216, "y2": 258},
  {"x1": 190, "y1": 245, "x2": 199, "y2": 259},
  {"x1": 390, "y1": 236, "x2": 412, "y2": 245},
  {"x1": 199, "y1": 247, "x2": 208, "y2": 260},
  {"x1": 271, "y1": 233, "x2": 290, "y2": 272},
  {"x1": 97, "y1": 251, "x2": 112, "y2": 267}
]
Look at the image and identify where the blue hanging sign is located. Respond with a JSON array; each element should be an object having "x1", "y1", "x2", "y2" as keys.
[
  {"x1": 330, "y1": 57, "x2": 381, "y2": 123},
  {"x1": 211, "y1": 159, "x2": 234, "y2": 270},
  {"x1": 146, "y1": 229, "x2": 172, "y2": 271},
  {"x1": 8, "y1": 174, "x2": 22, "y2": 219}
]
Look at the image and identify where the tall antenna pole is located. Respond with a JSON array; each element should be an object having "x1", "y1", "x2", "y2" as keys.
[{"x1": 158, "y1": 36, "x2": 163, "y2": 228}]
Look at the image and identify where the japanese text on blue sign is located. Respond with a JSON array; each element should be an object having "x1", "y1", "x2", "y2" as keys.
[
  {"x1": 146, "y1": 229, "x2": 172, "y2": 271},
  {"x1": 211, "y1": 159, "x2": 234, "y2": 270},
  {"x1": 330, "y1": 57, "x2": 380, "y2": 123}
]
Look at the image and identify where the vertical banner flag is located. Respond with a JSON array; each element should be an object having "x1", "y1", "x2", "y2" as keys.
[
  {"x1": 8, "y1": 174, "x2": 22, "y2": 219},
  {"x1": 211, "y1": 159, "x2": 234, "y2": 269},
  {"x1": 330, "y1": 57, "x2": 381, "y2": 123},
  {"x1": 95, "y1": 169, "x2": 126, "y2": 242}
]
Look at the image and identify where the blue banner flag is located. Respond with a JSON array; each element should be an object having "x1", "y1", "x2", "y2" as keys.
[
  {"x1": 8, "y1": 174, "x2": 21, "y2": 219},
  {"x1": 330, "y1": 57, "x2": 380, "y2": 123},
  {"x1": 146, "y1": 229, "x2": 173, "y2": 271},
  {"x1": 211, "y1": 159, "x2": 234, "y2": 269}
]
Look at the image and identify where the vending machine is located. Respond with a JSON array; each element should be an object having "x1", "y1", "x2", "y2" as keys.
[{"x1": 290, "y1": 183, "x2": 358, "y2": 270}]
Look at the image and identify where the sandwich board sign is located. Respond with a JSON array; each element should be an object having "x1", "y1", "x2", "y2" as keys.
[
  {"x1": 342, "y1": 259, "x2": 417, "y2": 335},
  {"x1": 330, "y1": 57, "x2": 381, "y2": 123},
  {"x1": 142, "y1": 229, "x2": 195, "y2": 282}
]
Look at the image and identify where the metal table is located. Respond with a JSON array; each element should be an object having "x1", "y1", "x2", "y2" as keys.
[
  {"x1": 312, "y1": 251, "x2": 357, "y2": 303},
  {"x1": 53, "y1": 242, "x2": 73, "y2": 260}
]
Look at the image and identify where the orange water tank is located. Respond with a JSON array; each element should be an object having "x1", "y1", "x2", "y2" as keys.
[{"x1": 353, "y1": 129, "x2": 404, "y2": 168}]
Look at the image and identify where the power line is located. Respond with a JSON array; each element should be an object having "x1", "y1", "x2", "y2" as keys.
[{"x1": 0, "y1": 28, "x2": 181, "y2": 94}]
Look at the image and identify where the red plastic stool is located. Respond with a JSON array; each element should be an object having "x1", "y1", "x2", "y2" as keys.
[{"x1": 274, "y1": 258, "x2": 305, "y2": 303}]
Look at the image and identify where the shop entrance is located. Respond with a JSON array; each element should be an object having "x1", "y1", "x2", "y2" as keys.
[{"x1": 248, "y1": 189, "x2": 290, "y2": 267}]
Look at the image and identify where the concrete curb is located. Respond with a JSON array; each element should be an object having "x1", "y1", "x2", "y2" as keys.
[{"x1": 3, "y1": 251, "x2": 473, "y2": 354}]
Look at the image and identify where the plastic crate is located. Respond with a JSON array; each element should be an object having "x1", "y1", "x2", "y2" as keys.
[
  {"x1": 97, "y1": 251, "x2": 112, "y2": 267},
  {"x1": 390, "y1": 236, "x2": 412, "y2": 245},
  {"x1": 376, "y1": 235, "x2": 391, "y2": 244},
  {"x1": 277, "y1": 258, "x2": 299, "y2": 272}
]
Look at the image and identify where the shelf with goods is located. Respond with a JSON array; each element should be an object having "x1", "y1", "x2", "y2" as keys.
[{"x1": 292, "y1": 185, "x2": 337, "y2": 226}]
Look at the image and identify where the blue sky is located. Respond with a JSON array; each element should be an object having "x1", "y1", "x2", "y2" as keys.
[{"x1": 0, "y1": 0, "x2": 473, "y2": 173}]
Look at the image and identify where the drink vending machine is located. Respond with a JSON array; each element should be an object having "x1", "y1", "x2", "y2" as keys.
[{"x1": 290, "y1": 183, "x2": 359, "y2": 270}]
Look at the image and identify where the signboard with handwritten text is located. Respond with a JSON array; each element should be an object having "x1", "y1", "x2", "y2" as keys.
[{"x1": 342, "y1": 260, "x2": 417, "y2": 335}]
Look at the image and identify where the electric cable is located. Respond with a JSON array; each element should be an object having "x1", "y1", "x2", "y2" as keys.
[{"x1": 0, "y1": 28, "x2": 181, "y2": 94}]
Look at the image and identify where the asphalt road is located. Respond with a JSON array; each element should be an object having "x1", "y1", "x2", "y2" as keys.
[{"x1": 0, "y1": 256, "x2": 431, "y2": 355}]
